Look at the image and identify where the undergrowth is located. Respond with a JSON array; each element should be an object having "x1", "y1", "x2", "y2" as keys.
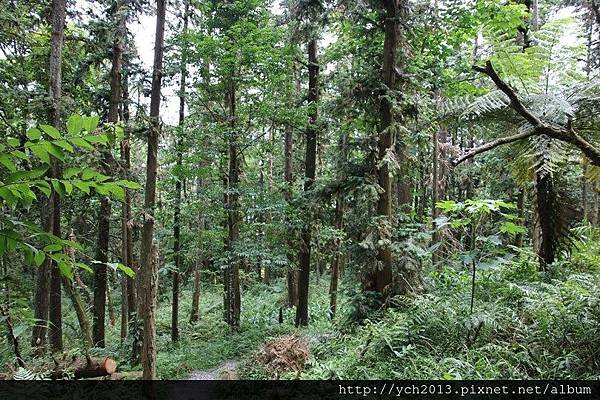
[
  {"x1": 302, "y1": 253, "x2": 600, "y2": 379},
  {"x1": 3, "y1": 236, "x2": 599, "y2": 380}
]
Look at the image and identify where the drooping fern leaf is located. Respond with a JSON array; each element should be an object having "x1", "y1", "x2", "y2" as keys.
[{"x1": 14, "y1": 367, "x2": 49, "y2": 380}]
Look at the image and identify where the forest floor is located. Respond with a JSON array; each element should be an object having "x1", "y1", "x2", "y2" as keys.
[
  {"x1": 13, "y1": 241, "x2": 600, "y2": 379},
  {"x1": 187, "y1": 360, "x2": 240, "y2": 380}
]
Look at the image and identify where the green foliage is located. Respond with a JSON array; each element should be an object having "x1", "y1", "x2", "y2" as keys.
[
  {"x1": 302, "y1": 257, "x2": 600, "y2": 379},
  {"x1": 0, "y1": 114, "x2": 140, "y2": 280}
]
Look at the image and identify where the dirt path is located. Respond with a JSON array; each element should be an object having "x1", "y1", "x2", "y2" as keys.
[{"x1": 186, "y1": 360, "x2": 240, "y2": 380}]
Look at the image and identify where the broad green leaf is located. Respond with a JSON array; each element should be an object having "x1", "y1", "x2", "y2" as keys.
[
  {"x1": 26, "y1": 128, "x2": 42, "y2": 141},
  {"x1": 29, "y1": 145, "x2": 50, "y2": 164},
  {"x1": 51, "y1": 180, "x2": 65, "y2": 197},
  {"x1": 0, "y1": 154, "x2": 16, "y2": 172},
  {"x1": 53, "y1": 140, "x2": 74, "y2": 153},
  {"x1": 117, "y1": 263, "x2": 136, "y2": 278},
  {"x1": 40, "y1": 124, "x2": 61, "y2": 139},
  {"x1": 67, "y1": 114, "x2": 84, "y2": 135},
  {"x1": 10, "y1": 150, "x2": 28, "y2": 160},
  {"x1": 61, "y1": 180, "x2": 73, "y2": 195},
  {"x1": 63, "y1": 167, "x2": 82, "y2": 179},
  {"x1": 34, "y1": 251, "x2": 46, "y2": 266},
  {"x1": 500, "y1": 222, "x2": 527, "y2": 235},
  {"x1": 44, "y1": 143, "x2": 65, "y2": 161},
  {"x1": 43, "y1": 244, "x2": 62, "y2": 252},
  {"x1": 69, "y1": 137, "x2": 94, "y2": 150},
  {"x1": 76, "y1": 262, "x2": 93, "y2": 273},
  {"x1": 57, "y1": 260, "x2": 73, "y2": 280},
  {"x1": 6, "y1": 138, "x2": 20, "y2": 147},
  {"x1": 73, "y1": 180, "x2": 91, "y2": 194},
  {"x1": 35, "y1": 181, "x2": 52, "y2": 197},
  {"x1": 82, "y1": 115, "x2": 99, "y2": 132}
]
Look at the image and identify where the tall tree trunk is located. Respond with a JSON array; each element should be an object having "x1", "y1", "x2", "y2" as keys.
[
  {"x1": 296, "y1": 39, "x2": 319, "y2": 327},
  {"x1": 284, "y1": 124, "x2": 298, "y2": 307},
  {"x1": 431, "y1": 128, "x2": 440, "y2": 265},
  {"x1": 373, "y1": 0, "x2": 401, "y2": 297},
  {"x1": 93, "y1": 198, "x2": 110, "y2": 347},
  {"x1": 139, "y1": 0, "x2": 166, "y2": 380},
  {"x1": 226, "y1": 81, "x2": 241, "y2": 332},
  {"x1": 47, "y1": 0, "x2": 67, "y2": 353},
  {"x1": 93, "y1": 0, "x2": 126, "y2": 347},
  {"x1": 284, "y1": 66, "x2": 300, "y2": 308},
  {"x1": 115, "y1": 0, "x2": 131, "y2": 342},
  {"x1": 122, "y1": 72, "x2": 136, "y2": 323},
  {"x1": 172, "y1": 0, "x2": 189, "y2": 343}
]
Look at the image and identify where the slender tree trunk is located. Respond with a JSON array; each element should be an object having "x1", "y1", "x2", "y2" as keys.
[
  {"x1": 122, "y1": 73, "x2": 136, "y2": 323},
  {"x1": 190, "y1": 260, "x2": 202, "y2": 323},
  {"x1": 431, "y1": 127, "x2": 440, "y2": 265},
  {"x1": 64, "y1": 232, "x2": 93, "y2": 348},
  {"x1": 583, "y1": 161, "x2": 589, "y2": 222},
  {"x1": 32, "y1": 199, "x2": 52, "y2": 354},
  {"x1": 2, "y1": 256, "x2": 25, "y2": 368},
  {"x1": 107, "y1": 272, "x2": 116, "y2": 326},
  {"x1": 172, "y1": 0, "x2": 189, "y2": 343},
  {"x1": 115, "y1": 0, "x2": 131, "y2": 342},
  {"x1": 93, "y1": 198, "x2": 110, "y2": 347},
  {"x1": 514, "y1": 188, "x2": 526, "y2": 247},
  {"x1": 284, "y1": 75, "x2": 298, "y2": 307},
  {"x1": 226, "y1": 81, "x2": 241, "y2": 331},
  {"x1": 329, "y1": 197, "x2": 343, "y2": 319},
  {"x1": 139, "y1": 0, "x2": 166, "y2": 380},
  {"x1": 62, "y1": 277, "x2": 93, "y2": 348},
  {"x1": 295, "y1": 39, "x2": 319, "y2": 327},
  {"x1": 93, "y1": 0, "x2": 126, "y2": 347},
  {"x1": 47, "y1": 0, "x2": 67, "y2": 353}
]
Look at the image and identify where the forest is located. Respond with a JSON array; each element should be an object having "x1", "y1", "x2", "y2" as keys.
[{"x1": 0, "y1": 0, "x2": 599, "y2": 383}]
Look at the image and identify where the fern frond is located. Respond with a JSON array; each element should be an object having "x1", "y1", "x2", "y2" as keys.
[
  {"x1": 442, "y1": 90, "x2": 509, "y2": 119},
  {"x1": 14, "y1": 367, "x2": 49, "y2": 380}
]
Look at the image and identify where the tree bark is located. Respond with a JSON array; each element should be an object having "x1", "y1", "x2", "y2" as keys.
[
  {"x1": 226, "y1": 81, "x2": 241, "y2": 332},
  {"x1": 284, "y1": 77, "x2": 298, "y2": 308},
  {"x1": 295, "y1": 38, "x2": 318, "y2": 327},
  {"x1": 32, "y1": 198, "x2": 52, "y2": 354},
  {"x1": 372, "y1": 0, "x2": 401, "y2": 298},
  {"x1": 122, "y1": 73, "x2": 136, "y2": 324},
  {"x1": 514, "y1": 188, "x2": 526, "y2": 247},
  {"x1": 329, "y1": 197, "x2": 344, "y2": 319},
  {"x1": 535, "y1": 172, "x2": 555, "y2": 270},
  {"x1": 172, "y1": 0, "x2": 189, "y2": 343},
  {"x1": 93, "y1": 198, "x2": 110, "y2": 347},
  {"x1": 190, "y1": 260, "x2": 201, "y2": 323},
  {"x1": 47, "y1": 0, "x2": 67, "y2": 353},
  {"x1": 139, "y1": 0, "x2": 166, "y2": 380}
]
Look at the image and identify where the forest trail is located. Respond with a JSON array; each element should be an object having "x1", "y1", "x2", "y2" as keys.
[{"x1": 187, "y1": 360, "x2": 240, "y2": 380}]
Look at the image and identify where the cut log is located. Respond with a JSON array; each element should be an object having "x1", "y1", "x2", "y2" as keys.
[
  {"x1": 108, "y1": 371, "x2": 143, "y2": 380},
  {"x1": 50, "y1": 356, "x2": 117, "y2": 379}
]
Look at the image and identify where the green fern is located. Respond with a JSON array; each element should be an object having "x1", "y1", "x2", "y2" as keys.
[{"x1": 13, "y1": 367, "x2": 49, "y2": 380}]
